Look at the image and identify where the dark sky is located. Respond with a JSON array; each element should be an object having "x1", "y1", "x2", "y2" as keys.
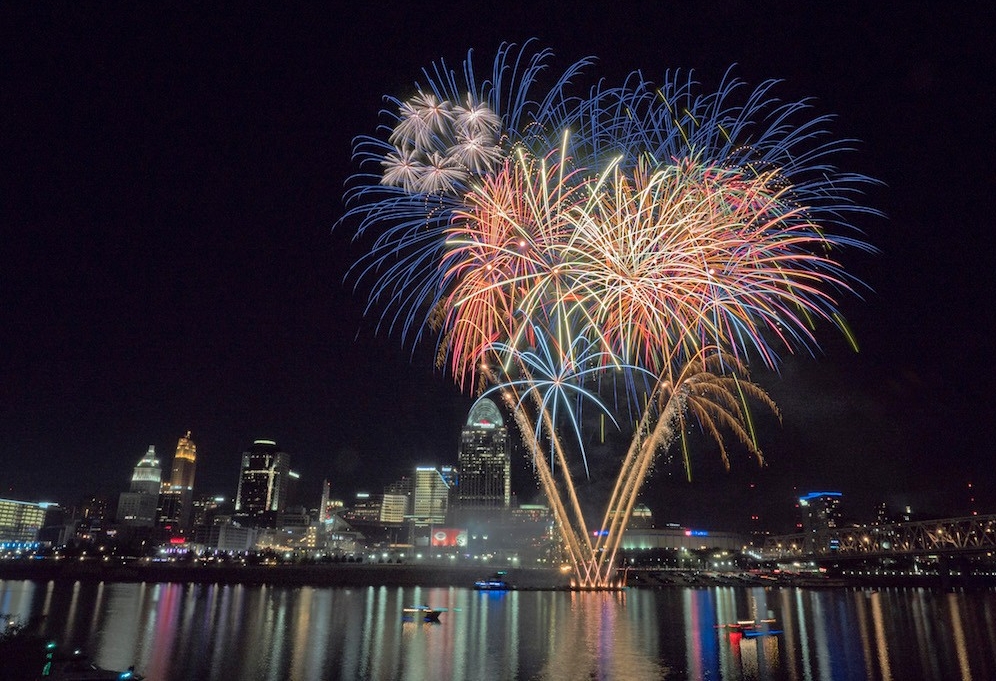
[{"x1": 2, "y1": 4, "x2": 993, "y2": 532}]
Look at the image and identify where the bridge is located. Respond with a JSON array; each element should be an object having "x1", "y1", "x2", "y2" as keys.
[{"x1": 761, "y1": 513, "x2": 996, "y2": 560}]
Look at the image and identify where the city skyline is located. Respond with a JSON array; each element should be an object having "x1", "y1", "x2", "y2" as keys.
[{"x1": 2, "y1": 5, "x2": 993, "y2": 530}]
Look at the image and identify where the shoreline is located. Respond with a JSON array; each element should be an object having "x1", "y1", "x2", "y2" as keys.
[
  {"x1": 0, "y1": 560, "x2": 570, "y2": 590},
  {"x1": 2, "y1": 560, "x2": 994, "y2": 590}
]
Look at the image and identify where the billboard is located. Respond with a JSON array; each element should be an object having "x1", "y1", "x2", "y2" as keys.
[{"x1": 431, "y1": 528, "x2": 468, "y2": 547}]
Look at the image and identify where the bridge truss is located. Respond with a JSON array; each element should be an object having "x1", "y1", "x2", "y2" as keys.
[{"x1": 763, "y1": 513, "x2": 996, "y2": 560}]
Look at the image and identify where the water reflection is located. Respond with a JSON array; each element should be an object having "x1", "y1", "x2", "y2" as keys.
[{"x1": 2, "y1": 578, "x2": 996, "y2": 680}]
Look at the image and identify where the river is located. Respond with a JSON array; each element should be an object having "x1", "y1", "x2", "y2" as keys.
[{"x1": 2, "y1": 578, "x2": 995, "y2": 680}]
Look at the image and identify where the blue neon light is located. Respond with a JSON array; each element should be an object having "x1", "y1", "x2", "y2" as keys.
[{"x1": 799, "y1": 491, "x2": 842, "y2": 501}]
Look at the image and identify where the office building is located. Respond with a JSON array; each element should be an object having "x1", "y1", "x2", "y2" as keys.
[
  {"x1": 339, "y1": 492, "x2": 383, "y2": 525},
  {"x1": 192, "y1": 494, "x2": 229, "y2": 527},
  {"x1": 116, "y1": 445, "x2": 162, "y2": 527},
  {"x1": 0, "y1": 498, "x2": 53, "y2": 543},
  {"x1": 234, "y1": 439, "x2": 290, "y2": 526},
  {"x1": 411, "y1": 466, "x2": 451, "y2": 527},
  {"x1": 381, "y1": 477, "x2": 411, "y2": 525}
]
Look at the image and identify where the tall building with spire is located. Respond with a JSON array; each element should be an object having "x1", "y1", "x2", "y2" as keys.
[
  {"x1": 116, "y1": 445, "x2": 162, "y2": 526},
  {"x1": 158, "y1": 431, "x2": 197, "y2": 533},
  {"x1": 455, "y1": 397, "x2": 511, "y2": 511}
]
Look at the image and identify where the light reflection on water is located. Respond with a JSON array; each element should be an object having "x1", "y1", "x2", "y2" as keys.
[{"x1": 3, "y1": 578, "x2": 996, "y2": 680}]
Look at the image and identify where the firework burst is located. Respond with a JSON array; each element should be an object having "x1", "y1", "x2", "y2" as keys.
[{"x1": 339, "y1": 41, "x2": 877, "y2": 588}]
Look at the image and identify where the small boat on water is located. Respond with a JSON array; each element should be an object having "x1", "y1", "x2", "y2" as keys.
[
  {"x1": 474, "y1": 571, "x2": 511, "y2": 591},
  {"x1": 44, "y1": 647, "x2": 144, "y2": 679},
  {"x1": 402, "y1": 605, "x2": 446, "y2": 623},
  {"x1": 722, "y1": 619, "x2": 782, "y2": 639}
]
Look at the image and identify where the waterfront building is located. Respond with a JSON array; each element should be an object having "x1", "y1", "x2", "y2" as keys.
[
  {"x1": 116, "y1": 445, "x2": 161, "y2": 527},
  {"x1": 0, "y1": 498, "x2": 53, "y2": 543},
  {"x1": 158, "y1": 432, "x2": 197, "y2": 532},
  {"x1": 234, "y1": 439, "x2": 290, "y2": 526},
  {"x1": 454, "y1": 397, "x2": 510, "y2": 511},
  {"x1": 192, "y1": 522, "x2": 257, "y2": 553},
  {"x1": 620, "y1": 525, "x2": 746, "y2": 552}
]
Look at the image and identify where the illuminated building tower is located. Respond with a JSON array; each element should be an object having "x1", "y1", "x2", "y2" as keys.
[
  {"x1": 455, "y1": 398, "x2": 510, "y2": 510},
  {"x1": 411, "y1": 466, "x2": 450, "y2": 527},
  {"x1": 381, "y1": 477, "x2": 411, "y2": 524},
  {"x1": 116, "y1": 445, "x2": 162, "y2": 526},
  {"x1": 234, "y1": 439, "x2": 290, "y2": 526},
  {"x1": 799, "y1": 491, "x2": 842, "y2": 554},
  {"x1": 158, "y1": 431, "x2": 197, "y2": 533}
]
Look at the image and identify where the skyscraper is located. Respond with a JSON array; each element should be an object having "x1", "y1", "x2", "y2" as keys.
[
  {"x1": 456, "y1": 397, "x2": 511, "y2": 510},
  {"x1": 116, "y1": 445, "x2": 162, "y2": 526},
  {"x1": 799, "y1": 491, "x2": 843, "y2": 554},
  {"x1": 411, "y1": 467, "x2": 450, "y2": 527},
  {"x1": 158, "y1": 431, "x2": 197, "y2": 532},
  {"x1": 234, "y1": 439, "x2": 290, "y2": 526}
]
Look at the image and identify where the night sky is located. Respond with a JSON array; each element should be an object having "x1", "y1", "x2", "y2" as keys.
[{"x1": 2, "y1": 4, "x2": 993, "y2": 532}]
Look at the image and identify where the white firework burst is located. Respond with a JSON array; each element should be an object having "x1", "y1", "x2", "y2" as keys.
[
  {"x1": 448, "y1": 131, "x2": 503, "y2": 174},
  {"x1": 389, "y1": 93, "x2": 455, "y2": 153},
  {"x1": 417, "y1": 151, "x2": 469, "y2": 194},
  {"x1": 388, "y1": 100, "x2": 428, "y2": 149},
  {"x1": 453, "y1": 99, "x2": 502, "y2": 138},
  {"x1": 380, "y1": 148, "x2": 427, "y2": 193}
]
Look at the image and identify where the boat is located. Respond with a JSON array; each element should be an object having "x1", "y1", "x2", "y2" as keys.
[
  {"x1": 474, "y1": 571, "x2": 511, "y2": 591},
  {"x1": 402, "y1": 605, "x2": 445, "y2": 623},
  {"x1": 723, "y1": 619, "x2": 782, "y2": 639},
  {"x1": 43, "y1": 647, "x2": 144, "y2": 679}
]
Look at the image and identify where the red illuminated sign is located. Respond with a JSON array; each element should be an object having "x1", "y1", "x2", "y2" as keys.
[{"x1": 431, "y1": 528, "x2": 468, "y2": 547}]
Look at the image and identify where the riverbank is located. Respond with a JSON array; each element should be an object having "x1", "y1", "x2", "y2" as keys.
[
  {"x1": 625, "y1": 567, "x2": 996, "y2": 590},
  {"x1": 2, "y1": 559, "x2": 994, "y2": 590},
  {"x1": 0, "y1": 559, "x2": 570, "y2": 589}
]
